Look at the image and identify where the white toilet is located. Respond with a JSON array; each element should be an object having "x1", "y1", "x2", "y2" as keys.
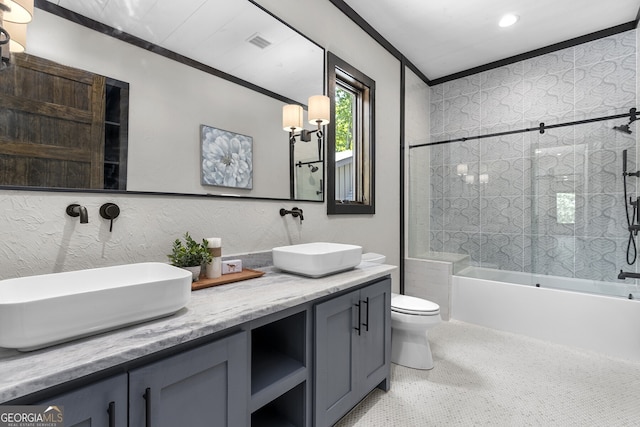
[
  {"x1": 360, "y1": 253, "x2": 441, "y2": 370},
  {"x1": 391, "y1": 293, "x2": 441, "y2": 370}
]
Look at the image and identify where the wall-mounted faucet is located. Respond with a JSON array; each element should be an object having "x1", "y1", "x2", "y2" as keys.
[
  {"x1": 66, "y1": 204, "x2": 88, "y2": 224},
  {"x1": 280, "y1": 207, "x2": 304, "y2": 223},
  {"x1": 618, "y1": 270, "x2": 640, "y2": 280}
]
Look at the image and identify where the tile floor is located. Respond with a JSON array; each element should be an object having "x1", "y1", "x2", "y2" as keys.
[{"x1": 335, "y1": 320, "x2": 640, "y2": 426}]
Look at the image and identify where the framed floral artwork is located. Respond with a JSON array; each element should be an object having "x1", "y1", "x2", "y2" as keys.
[{"x1": 200, "y1": 125, "x2": 253, "y2": 189}]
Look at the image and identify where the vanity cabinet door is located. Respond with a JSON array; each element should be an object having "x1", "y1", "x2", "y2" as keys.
[
  {"x1": 129, "y1": 331, "x2": 248, "y2": 427},
  {"x1": 358, "y1": 278, "x2": 391, "y2": 393},
  {"x1": 314, "y1": 289, "x2": 360, "y2": 427},
  {"x1": 38, "y1": 374, "x2": 128, "y2": 427},
  {"x1": 314, "y1": 278, "x2": 391, "y2": 427}
]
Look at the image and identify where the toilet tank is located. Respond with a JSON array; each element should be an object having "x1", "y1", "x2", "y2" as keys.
[{"x1": 362, "y1": 253, "x2": 386, "y2": 263}]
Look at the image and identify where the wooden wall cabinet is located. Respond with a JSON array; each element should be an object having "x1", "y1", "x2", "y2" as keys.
[{"x1": 0, "y1": 54, "x2": 128, "y2": 189}]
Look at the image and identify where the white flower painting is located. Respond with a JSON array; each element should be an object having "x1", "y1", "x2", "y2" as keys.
[{"x1": 200, "y1": 125, "x2": 253, "y2": 189}]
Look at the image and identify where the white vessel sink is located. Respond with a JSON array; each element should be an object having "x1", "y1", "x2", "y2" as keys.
[
  {"x1": 272, "y1": 242, "x2": 363, "y2": 278},
  {"x1": 0, "y1": 262, "x2": 192, "y2": 351}
]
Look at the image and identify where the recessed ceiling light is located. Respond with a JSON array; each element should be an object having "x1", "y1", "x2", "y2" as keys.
[{"x1": 499, "y1": 14, "x2": 519, "y2": 28}]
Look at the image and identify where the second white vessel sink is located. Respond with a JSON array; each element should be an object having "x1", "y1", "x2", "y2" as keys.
[
  {"x1": 0, "y1": 262, "x2": 192, "y2": 351},
  {"x1": 272, "y1": 242, "x2": 363, "y2": 278}
]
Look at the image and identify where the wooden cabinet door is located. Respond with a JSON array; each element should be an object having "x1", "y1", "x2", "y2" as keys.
[
  {"x1": 358, "y1": 278, "x2": 391, "y2": 394},
  {"x1": 129, "y1": 332, "x2": 248, "y2": 427},
  {"x1": 314, "y1": 289, "x2": 360, "y2": 427},
  {"x1": 38, "y1": 374, "x2": 128, "y2": 427},
  {"x1": 0, "y1": 53, "x2": 105, "y2": 188}
]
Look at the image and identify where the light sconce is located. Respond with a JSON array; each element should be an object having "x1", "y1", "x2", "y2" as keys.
[
  {"x1": 479, "y1": 173, "x2": 489, "y2": 184},
  {"x1": 0, "y1": 0, "x2": 34, "y2": 69},
  {"x1": 283, "y1": 95, "x2": 330, "y2": 145}
]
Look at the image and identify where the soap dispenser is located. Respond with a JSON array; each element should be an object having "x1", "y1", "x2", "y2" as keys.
[{"x1": 205, "y1": 238, "x2": 222, "y2": 279}]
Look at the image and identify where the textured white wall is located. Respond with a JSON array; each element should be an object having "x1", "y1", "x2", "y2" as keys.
[{"x1": 1, "y1": 0, "x2": 402, "y2": 289}]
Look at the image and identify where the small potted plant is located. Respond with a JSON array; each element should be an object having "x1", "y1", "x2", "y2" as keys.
[{"x1": 167, "y1": 232, "x2": 212, "y2": 281}]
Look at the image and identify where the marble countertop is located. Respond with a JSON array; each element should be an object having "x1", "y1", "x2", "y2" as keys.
[{"x1": 0, "y1": 262, "x2": 395, "y2": 403}]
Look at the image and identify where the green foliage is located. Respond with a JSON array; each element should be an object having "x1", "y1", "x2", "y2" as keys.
[
  {"x1": 167, "y1": 232, "x2": 212, "y2": 267},
  {"x1": 335, "y1": 87, "x2": 353, "y2": 152}
]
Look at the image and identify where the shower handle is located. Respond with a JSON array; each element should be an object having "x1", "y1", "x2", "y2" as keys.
[{"x1": 622, "y1": 149, "x2": 640, "y2": 177}]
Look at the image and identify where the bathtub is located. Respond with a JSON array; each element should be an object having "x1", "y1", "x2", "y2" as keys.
[{"x1": 452, "y1": 267, "x2": 640, "y2": 361}]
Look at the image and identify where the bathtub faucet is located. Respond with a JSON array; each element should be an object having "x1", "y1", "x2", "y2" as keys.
[{"x1": 617, "y1": 270, "x2": 640, "y2": 280}]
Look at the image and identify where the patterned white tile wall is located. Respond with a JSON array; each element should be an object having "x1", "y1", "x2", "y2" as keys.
[{"x1": 427, "y1": 30, "x2": 638, "y2": 283}]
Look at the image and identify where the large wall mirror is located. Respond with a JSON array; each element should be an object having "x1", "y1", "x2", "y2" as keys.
[{"x1": 0, "y1": 0, "x2": 325, "y2": 201}]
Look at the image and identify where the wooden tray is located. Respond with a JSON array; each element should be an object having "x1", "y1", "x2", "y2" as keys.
[{"x1": 192, "y1": 268, "x2": 265, "y2": 291}]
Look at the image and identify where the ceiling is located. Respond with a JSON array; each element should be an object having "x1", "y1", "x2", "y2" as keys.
[
  {"x1": 44, "y1": 0, "x2": 323, "y2": 104},
  {"x1": 41, "y1": 0, "x2": 640, "y2": 88},
  {"x1": 342, "y1": 0, "x2": 640, "y2": 83}
]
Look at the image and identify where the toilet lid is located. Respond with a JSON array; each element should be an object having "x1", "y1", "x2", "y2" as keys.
[{"x1": 391, "y1": 294, "x2": 440, "y2": 315}]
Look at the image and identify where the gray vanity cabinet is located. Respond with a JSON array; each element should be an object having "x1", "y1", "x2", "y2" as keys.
[
  {"x1": 16, "y1": 274, "x2": 394, "y2": 427},
  {"x1": 129, "y1": 331, "x2": 248, "y2": 427},
  {"x1": 38, "y1": 374, "x2": 128, "y2": 427},
  {"x1": 314, "y1": 278, "x2": 391, "y2": 427}
]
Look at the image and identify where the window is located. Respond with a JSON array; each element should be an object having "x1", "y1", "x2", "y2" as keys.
[{"x1": 327, "y1": 52, "x2": 375, "y2": 214}]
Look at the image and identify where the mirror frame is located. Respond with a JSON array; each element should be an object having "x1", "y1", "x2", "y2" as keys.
[{"x1": 0, "y1": 0, "x2": 326, "y2": 203}]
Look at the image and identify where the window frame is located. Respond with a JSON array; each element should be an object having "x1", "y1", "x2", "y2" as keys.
[{"x1": 327, "y1": 52, "x2": 376, "y2": 215}]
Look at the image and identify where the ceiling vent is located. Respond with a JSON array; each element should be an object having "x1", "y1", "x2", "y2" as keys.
[{"x1": 247, "y1": 33, "x2": 271, "y2": 49}]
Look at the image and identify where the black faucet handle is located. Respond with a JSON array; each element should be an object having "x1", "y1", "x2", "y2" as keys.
[{"x1": 100, "y1": 203, "x2": 120, "y2": 232}]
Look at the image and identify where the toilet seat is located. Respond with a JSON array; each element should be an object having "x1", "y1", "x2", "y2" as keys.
[{"x1": 391, "y1": 294, "x2": 439, "y2": 316}]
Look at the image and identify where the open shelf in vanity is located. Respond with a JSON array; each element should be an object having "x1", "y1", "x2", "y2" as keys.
[
  {"x1": 251, "y1": 382, "x2": 306, "y2": 427},
  {"x1": 250, "y1": 309, "x2": 309, "y2": 426}
]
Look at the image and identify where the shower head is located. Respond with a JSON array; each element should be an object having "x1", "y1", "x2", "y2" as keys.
[
  {"x1": 614, "y1": 123, "x2": 633, "y2": 134},
  {"x1": 614, "y1": 108, "x2": 637, "y2": 135},
  {"x1": 308, "y1": 164, "x2": 319, "y2": 173}
]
